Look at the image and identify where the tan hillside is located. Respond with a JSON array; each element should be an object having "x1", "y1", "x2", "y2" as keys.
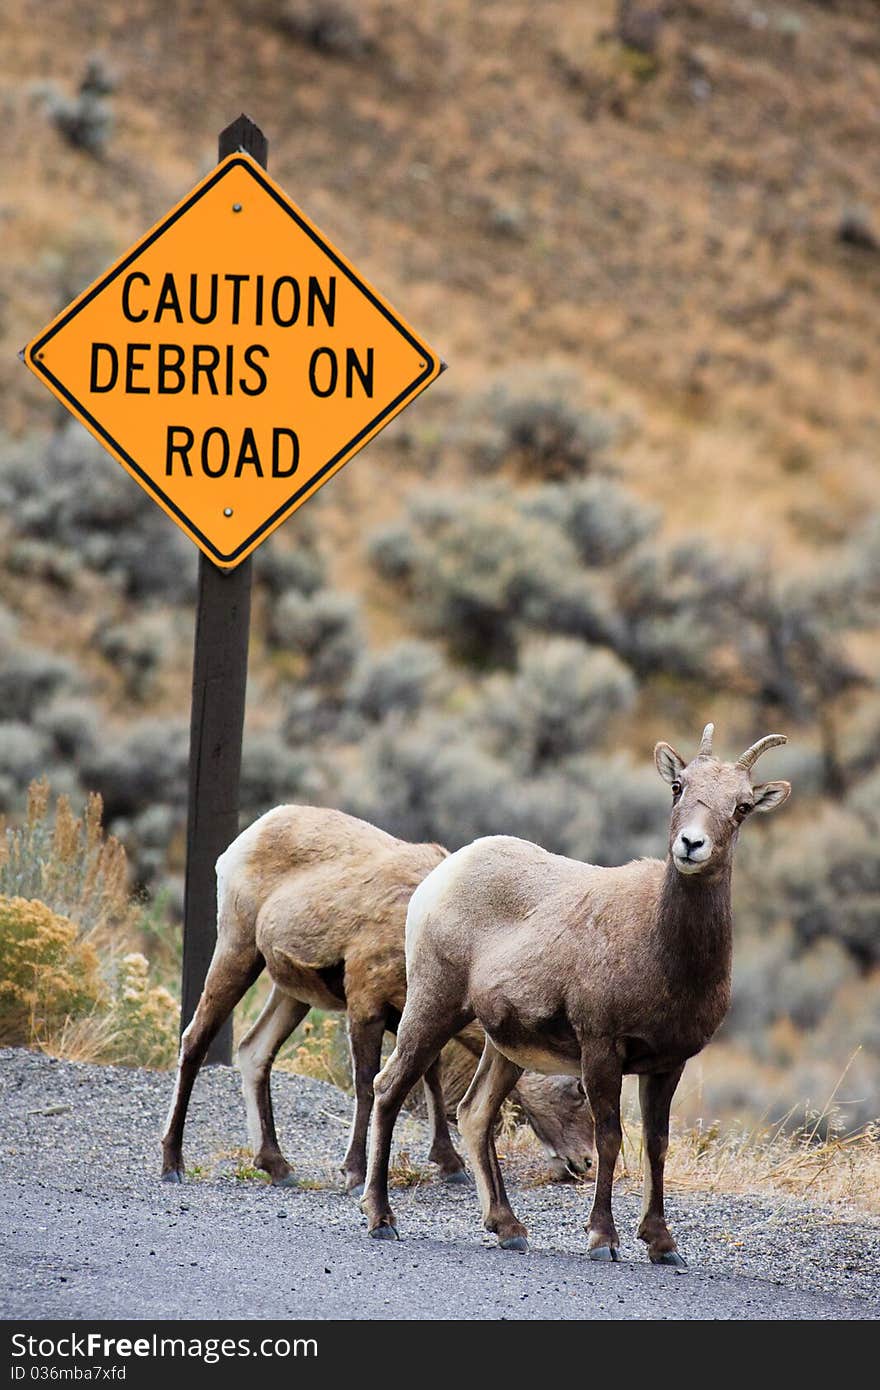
[{"x1": 2, "y1": 0, "x2": 879, "y2": 564}]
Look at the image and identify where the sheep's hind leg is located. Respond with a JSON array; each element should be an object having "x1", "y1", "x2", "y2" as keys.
[
  {"x1": 423, "y1": 1057, "x2": 468, "y2": 1184},
  {"x1": 457, "y1": 1039, "x2": 527, "y2": 1251},
  {"x1": 161, "y1": 947, "x2": 263, "y2": 1182},
  {"x1": 238, "y1": 985, "x2": 309, "y2": 1185}
]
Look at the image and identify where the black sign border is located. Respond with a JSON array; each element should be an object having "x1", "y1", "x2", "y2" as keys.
[{"x1": 26, "y1": 157, "x2": 438, "y2": 565}]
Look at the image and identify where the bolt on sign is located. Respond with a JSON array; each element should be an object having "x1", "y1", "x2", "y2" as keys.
[{"x1": 21, "y1": 154, "x2": 442, "y2": 567}]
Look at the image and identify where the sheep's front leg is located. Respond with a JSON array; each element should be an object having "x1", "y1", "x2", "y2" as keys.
[
  {"x1": 637, "y1": 1066, "x2": 686, "y2": 1266},
  {"x1": 341, "y1": 1015, "x2": 387, "y2": 1196},
  {"x1": 457, "y1": 1039, "x2": 526, "y2": 1250},
  {"x1": 581, "y1": 1047, "x2": 623, "y2": 1261},
  {"x1": 362, "y1": 1001, "x2": 469, "y2": 1240}
]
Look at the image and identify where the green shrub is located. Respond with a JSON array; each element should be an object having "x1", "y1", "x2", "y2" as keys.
[
  {"x1": 348, "y1": 641, "x2": 443, "y2": 724},
  {"x1": 0, "y1": 647, "x2": 78, "y2": 723},
  {"x1": 613, "y1": 536, "x2": 749, "y2": 678},
  {"x1": 527, "y1": 478, "x2": 658, "y2": 566},
  {"x1": 476, "y1": 638, "x2": 636, "y2": 773},
  {"x1": 369, "y1": 489, "x2": 613, "y2": 667},
  {"x1": 0, "y1": 423, "x2": 196, "y2": 600},
  {"x1": 82, "y1": 721, "x2": 190, "y2": 822},
  {"x1": 239, "y1": 732, "x2": 326, "y2": 816},
  {"x1": 767, "y1": 808, "x2": 880, "y2": 968},
  {"x1": 256, "y1": 540, "x2": 325, "y2": 598},
  {"x1": 270, "y1": 0, "x2": 375, "y2": 57},
  {"x1": 343, "y1": 718, "x2": 598, "y2": 859},
  {"x1": 268, "y1": 590, "x2": 362, "y2": 687},
  {"x1": 471, "y1": 369, "x2": 613, "y2": 480}
]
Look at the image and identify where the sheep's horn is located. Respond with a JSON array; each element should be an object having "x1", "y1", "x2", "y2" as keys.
[
  {"x1": 736, "y1": 734, "x2": 787, "y2": 771},
  {"x1": 698, "y1": 722, "x2": 715, "y2": 757}
]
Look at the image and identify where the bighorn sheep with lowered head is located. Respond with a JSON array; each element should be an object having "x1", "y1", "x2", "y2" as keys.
[
  {"x1": 161, "y1": 806, "x2": 595, "y2": 1192},
  {"x1": 362, "y1": 725, "x2": 791, "y2": 1264}
]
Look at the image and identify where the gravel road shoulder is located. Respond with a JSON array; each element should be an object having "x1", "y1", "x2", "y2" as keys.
[{"x1": 1, "y1": 1049, "x2": 877, "y2": 1320}]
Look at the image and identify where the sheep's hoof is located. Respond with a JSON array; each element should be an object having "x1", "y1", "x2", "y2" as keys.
[
  {"x1": 161, "y1": 1168, "x2": 183, "y2": 1184},
  {"x1": 442, "y1": 1168, "x2": 470, "y2": 1186},
  {"x1": 651, "y1": 1249, "x2": 687, "y2": 1268},
  {"x1": 369, "y1": 1222, "x2": 400, "y2": 1242},
  {"x1": 588, "y1": 1244, "x2": 620, "y2": 1263},
  {"x1": 343, "y1": 1168, "x2": 366, "y2": 1196},
  {"x1": 271, "y1": 1172, "x2": 299, "y2": 1188},
  {"x1": 499, "y1": 1235, "x2": 529, "y2": 1253}
]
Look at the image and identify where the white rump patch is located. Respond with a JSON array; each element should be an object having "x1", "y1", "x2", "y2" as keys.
[
  {"x1": 404, "y1": 839, "x2": 500, "y2": 963},
  {"x1": 215, "y1": 805, "x2": 288, "y2": 910}
]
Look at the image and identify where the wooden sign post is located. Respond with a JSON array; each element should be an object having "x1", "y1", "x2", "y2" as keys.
[
  {"x1": 21, "y1": 114, "x2": 443, "y2": 1065},
  {"x1": 180, "y1": 117, "x2": 264, "y2": 1063}
]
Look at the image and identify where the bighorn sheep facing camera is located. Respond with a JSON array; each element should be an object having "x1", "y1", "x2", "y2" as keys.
[
  {"x1": 362, "y1": 726, "x2": 791, "y2": 1265},
  {"x1": 161, "y1": 807, "x2": 595, "y2": 1193}
]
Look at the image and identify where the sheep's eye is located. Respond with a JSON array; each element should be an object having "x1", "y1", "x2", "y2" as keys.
[
  {"x1": 671, "y1": 780, "x2": 682, "y2": 797},
  {"x1": 736, "y1": 802, "x2": 752, "y2": 818}
]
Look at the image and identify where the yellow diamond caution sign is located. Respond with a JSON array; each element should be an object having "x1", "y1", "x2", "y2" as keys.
[{"x1": 22, "y1": 154, "x2": 442, "y2": 568}]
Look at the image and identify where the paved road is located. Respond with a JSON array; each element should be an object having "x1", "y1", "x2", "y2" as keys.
[
  {"x1": 1, "y1": 1179, "x2": 873, "y2": 1321},
  {"x1": 1, "y1": 1050, "x2": 877, "y2": 1321}
]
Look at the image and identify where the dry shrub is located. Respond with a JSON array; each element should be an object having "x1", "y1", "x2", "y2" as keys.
[
  {"x1": 0, "y1": 782, "x2": 179, "y2": 1068},
  {"x1": 0, "y1": 896, "x2": 178, "y2": 1067},
  {"x1": 277, "y1": 1012, "x2": 352, "y2": 1091},
  {"x1": 104, "y1": 952, "x2": 178, "y2": 1070},
  {"x1": 0, "y1": 780, "x2": 136, "y2": 943},
  {"x1": 0, "y1": 895, "x2": 105, "y2": 1044}
]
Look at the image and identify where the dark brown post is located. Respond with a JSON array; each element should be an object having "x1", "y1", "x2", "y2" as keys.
[{"x1": 179, "y1": 115, "x2": 268, "y2": 1063}]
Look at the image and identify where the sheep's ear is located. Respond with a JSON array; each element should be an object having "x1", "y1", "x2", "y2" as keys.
[
  {"x1": 752, "y1": 780, "x2": 791, "y2": 813},
  {"x1": 654, "y1": 742, "x2": 686, "y2": 785}
]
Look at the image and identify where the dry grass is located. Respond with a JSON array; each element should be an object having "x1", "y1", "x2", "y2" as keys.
[
  {"x1": 502, "y1": 1116, "x2": 880, "y2": 1215},
  {"x1": 655, "y1": 1051, "x2": 879, "y2": 1215},
  {"x1": 659, "y1": 1120, "x2": 880, "y2": 1215},
  {"x1": 388, "y1": 1148, "x2": 433, "y2": 1189},
  {"x1": 37, "y1": 1011, "x2": 125, "y2": 1066},
  {"x1": 502, "y1": 1053, "x2": 880, "y2": 1216}
]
